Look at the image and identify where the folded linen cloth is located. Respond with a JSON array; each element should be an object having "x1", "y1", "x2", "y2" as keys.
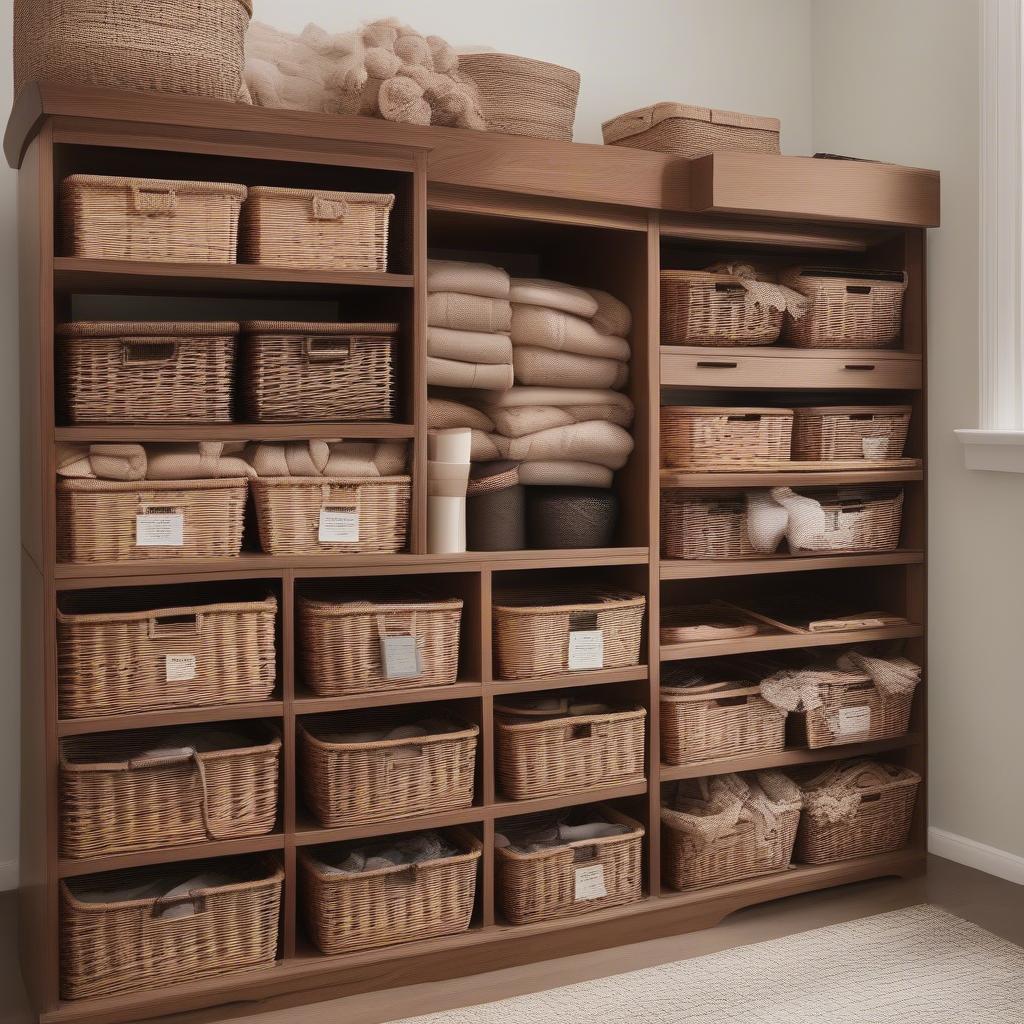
[
  {"x1": 495, "y1": 809, "x2": 632, "y2": 855},
  {"x1": 836, "y1": 651, "x2": 922, "y2": 697},
  {"x1": 509, "y1": 278, "x2": 599, "y2": 318},
  {"x1": 513, "y1": 346, "x2": 629, "y2": 390},
  {"x1": 517, "y1": 461, "x2": 614, "y2": 487},
  {"x1": 478, "y1": 387, "x2": 635, "y2": 434},
  {"x1": 427, "y1": 397, "x2": 495, "y2": 432},
  {"x1": 511, "y1": 305, "x2": 630, "y2": 361},
  {"x1": 71, "y1": 868, "x2": 238, "y2": 919},
  {"x1": 800, "y1": 759, "x2": 920, "y2": 826},
  {"x1": 427, "y1": 356, "x2": 514, "y2": 391},
  {"x1": 57, "y1": 443, "x2": 147, "y2": 481},
  {"x1": 244, "y1": 440, "x2": 406, "y2": 478},
  {"x1": 427, "y1": 259, "x2": 510, "y2": 299},
  {"x1": 428, "y1": 292, "x2": 512, "y2": 333},
  {"x1": 316, "y1": 830, "x2": 460, "y2": 875},
  {"x1": 428, "y1": 326, "x2": 513, "y2": 365},
  {"x1": 57, "y1": 442, "x2": 255, "y2": 481},
  {"x1": 586, "y1": 287, "x2": 632, "y2": 336},
  {"x1": 491, "y1": 420, "x2": 634, "y2": 470}
]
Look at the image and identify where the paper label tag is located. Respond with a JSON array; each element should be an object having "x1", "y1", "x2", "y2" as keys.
[
  {"x1": 165, "y1": 654, "x2": 197, "y2": 682},
  {"x1": 136, "y1": 512, "x2": 184, "y2": 547},
  {"x1": 318, "y1": 508, "x2": 359, "y2": 542},
  {"x1": 381, "y1": 635, "x2": 423, "y2": 680},
  {"x1": 834, "y1": 705, "x2": 872, "y2": 735},
  {"x1": 862, "y1": 436, "x2": 888, "y2": 459},
  {"x1": 574, "y1": 864, "x2": 608, "y2": 901},
  {"x1": 568, "y1": 630, "x2": 604, "y2": 671}
]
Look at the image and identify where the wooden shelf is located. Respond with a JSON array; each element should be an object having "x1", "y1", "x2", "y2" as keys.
[
  {"x1": 56, "y1": 700, "x2": 284, "y2": 736},
  {"x1": 489, "y1": 780, "x2": 648, "y2": 818},
  {"x1": 661, "y1": 549, "x2": 925, "y2": 580},
  {"x1": 661, "y1": 467, "x2": 923, "y2": 488},
  {"x1": 55, "y1": 423, "x2": 416, "y2": 443},
  {"x1": 489, "y1": 665, "x2": 649, "y2": 695},
  {"x1": 294, "y1": 682, "x2": 484, "y2": 715},
  {"x1": 295, "y1": 806, "x2": 486, "y2": 846}
]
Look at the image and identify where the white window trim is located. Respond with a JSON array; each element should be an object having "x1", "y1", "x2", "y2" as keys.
[{"x1": 956, "y1": 0, "x2": 1024, "y2": 470}]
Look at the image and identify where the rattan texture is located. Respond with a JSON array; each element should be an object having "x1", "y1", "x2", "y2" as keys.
[
  {"x1": 793, "y1": 406, "x2": 911, "y2": 461},
  {"x1": 803, "y1": 672, "x2": 915, "y2": 749},
  {"x1": 61, "y1": 175, "x2": 247, "y2": 263},
  {"x1": 56, "y1": 477, "x2": 247, "y2": 564},
  {"x1": 299, "y1": 714, "x2": 478, "y2": 828},
  {"x1": 661, "y1": 270, "x2": 783, "y2": 346},
  {"x1": 661, "y1": 490, "x2": 758, "y2": 560},
  {"x1": 57, "y1": 320, "x2": 237, "y2": 425},
  {"x1": 661, "y1": 407, "x2": 794, "y2": 468},
  {"x1": 240, "y1": 186, "x2": 394, "y2": 271},
  {"x1": 791, "y1": 487, "x2": 904, "y2": 553},
  {"x1": 603, "y1": 105, "x2": 780, "y2": 158}
]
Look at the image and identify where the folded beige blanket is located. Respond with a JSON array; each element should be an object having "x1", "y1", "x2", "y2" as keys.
[
  {"x1": 517, "y1": 461, "x2": 613, "y2": 487},
  {"x1": 427, "y1": 259, "x2": 509, "y2": 299},
  {"x1": 428, "y1": 327, "x2": 513, "y2": 365},
  {"x1": 487, "y1": 403, "x2": 632, "y2": 438},
  {"x1": 244, "y1": 440, "x2": 406, "y2": 478},
  {"x1": 513, "y1": 346, "x2": 629, "y2": 390},
  {"x1": 509, "y1": 278, "x2": 599, "y2": 318},
  {"x1": 492, "y1": 420, "x2": 633, "y2": 470},
  {"x1": 481, "y1": 386, "x2": 635, "y2": 416},
  {"x1": 427, "y1": 397, "x2": 495, "y2": 432},
  {"x1": 57, "y1": 442, "x2": 255, "y2": 481},
  {"x1": 428, "y1": 292, "x2": 512, "y2": 333},
  {"x1": 586, "y1": 288, "x2": 632, "y2": 336},
  {"x1": 58, "y1": 443, "x2": 147, "y2": 481},
  {"x1": 427, "y1": 356, "x2": 514, "y2": 391},
  {"x1": 511, "y1": 305, "x2": 630, "y2": 361}
]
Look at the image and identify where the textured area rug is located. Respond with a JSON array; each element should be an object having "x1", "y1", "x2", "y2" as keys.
[{"x1": 391, "y1": 905, "x2": 1024, "y2": 1023}]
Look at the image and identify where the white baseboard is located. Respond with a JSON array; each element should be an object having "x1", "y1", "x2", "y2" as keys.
[
  {"x1": 929, "y1": 827, "x2": 1024, "y2": 885},
  {"x1": 0, "y1": 859, "x2": 18, "y2": 892}
]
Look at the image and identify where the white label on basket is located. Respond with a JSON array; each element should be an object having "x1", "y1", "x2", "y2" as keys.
[
  {"x1": 165, "y1": 654, "x2": 196, "y2": 683},
  {"x1": 135, "y1": 513, "x2": 183, "y2": 547},
  {"x1": 568, "y1": 630, "x2": 604, "y2": 671},
  {"x1": 834, "y1": 705, "x2": 872, "y2": 736},
  {"x1": 862, "y1": 436, "x2": 888, "y2": 459},
  {"x1": 574, "y1": 864, "x2": 608, "y2": 902},
  {"x1": 381, "y1": 635, "x2": 423, "y2": 680},
  {"x1": 318, "y1": 508, "x2": 359, "y2": 542}
]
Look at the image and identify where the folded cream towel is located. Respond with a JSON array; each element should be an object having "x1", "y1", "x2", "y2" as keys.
[
  {"x1": 427, "y1": 356, "x2": 514, "y2": 391},
  {"x1": 509, "y1": 278, "x2": 599, "y2": 318},
  {"x1": 57, "y1": 442, "x2": 255, "y2": 481},
  {"x1": 428, "y1": 326, "x2": 513, "y2": 365},
  {"x1": 427, "y1": 397, "x2": 495, "y2": 432},
  {"x1": 57, "y1": 443, "x2": 147, "y2": 481},
  {"x1": 481, "y1": 386, "x2": 635, "y2": 420},
  {"x1": 513, "y1": 346, "x2": 629, "y2": 390},
  {"x1": 428, "y1": 292, "x2": 512, "y2": 333},
  {"x1": 244, "y1": 440, "x2": 406, "y2": 478},
  {"x1": 492, "y1": 420, "x2": 634, "y2": 470},
  {"x1": 511, "y1": 305, "x2": 631, "y2": 361},
  {"x1": 517, "y1": 461, "x2": 614, "y2": 487},
  {"x1": 486, "y1": 402, "x2": 633, "y2": 438},
  {"x1": 586, "y1": 288, "x2": 633, "y2": 336},
  {"x1": 427, "y1": 259, "x2": 510, "y2": 299}
]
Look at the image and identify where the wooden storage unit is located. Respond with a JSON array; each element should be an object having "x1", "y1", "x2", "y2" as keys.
[{"x1": 8, "y1": 84, "x2": 934, "y2": 1023}]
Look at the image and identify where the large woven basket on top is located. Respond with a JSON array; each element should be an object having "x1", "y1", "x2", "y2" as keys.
[
  {"x1": 300, "y1": 829, "x2": 481, "y2": 955},
  {"x1": 15, "y1": 0, "x2": 251, "y2": 100},
  {"x1": 788, "y1": 488, "x2": 904, "y2": 554},
  {"x1": 661, "y1": 407, "x2": 794, "y2": 469},
  {"x1": 297, "y1": 591, "x2": 462, "y2": 697},
  {"x1": 60, "y1": 857, "x2": 282, "y2": 1000},
  {"x1": 793, "y1": 405, "x2": 912, "y2": 461},
  {"x1": 240, "y1": 186, "x2": 394, "y2": 271},
  {"x1": 661, "y1": 269, "x2": 783, "y2": 347},
  {"x1": 458, "y1": 53, "x2": 580, "y2": 141},
  {"x1": 59, "y1": 725, "x2": 280, "y2": 858},
  {"x1": 661, "y1": 490, "x2": 757, "y2": 561},
  {"x1": 496, "y1": 806, "x2": 644, "y2": 926},
  {"x1": 241, "y1": 321, "x2": 398, "y2": 422},
  {"x1": 799, "y1": 668, "x2": 915, "y2": 749},
  {"x1": 57, "y1": 320, "x2": 238, "y2": 425},
  {"x1": 795, "y1": 760, "x2": 921, "y2": 864},
  {"x1": 57, "y1": 589, "x2": 277, "y2": 719},
  {"x1": 61, "y1": 175, "x2": 247, "y2": 264},
  {"x1": 494, "y1": 700, "x2": 646, "y2": 801},
  {"x1": 492, "y1": 588, "x2": 646, "y2": 680},
  {"x1": 781, "y1": 268, "x2": 908, "y2": 348},
  {"x1": 56, "y1": 477, "x2": 247, "y2": 564},
  {"x1": 299, "y1": 714, "x2": 478, "y2": 828},
  {"x1": 251, "y1": 476, "x2": 411, "y2": 556}
]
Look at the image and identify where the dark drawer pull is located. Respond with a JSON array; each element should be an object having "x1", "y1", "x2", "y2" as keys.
[
  {"x1": 843, "y1": 363, "x2": 877, "y2": 371},
  {"x1": 696, "y1": 360, "x2": 738, "y2": 369}
]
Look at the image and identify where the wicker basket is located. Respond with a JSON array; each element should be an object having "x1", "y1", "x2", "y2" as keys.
[
  {"x1": 57, "y1": 589, "x2": 277, "y2": 719},
  {"x1": 299, "y1": 714, "x2": 478, "y2": 828},
  {"x1": 661, "y1": 270, "x2": 783, "y2": 346},
  {"x1": 56, "y1": 477, "x2": 247, "y2": 564},
  {"x1": 793, "y1": 406, "x2": 912, "y2": 461},
  {"x1": 801, "y1": 669, "x2": 915, "y2": 749},
  {"x1": 15, "y1": 0, "x2": 251, "y2": 100},
  {"x1": 603, "y1": 103, "x2": 780, "y2": 158},
  {"x1": 661, "y1": 407, "x2": 794, "y2": 469},
  {"x1": 494, "y1": 701, "x2": 646, "y2": 800},
  {"x1": 60, "y1": 857, "x2": 282, "y2": 1000},
  {"x1": 796, "y1": 761, "x2": 921, "y2": 864},
  {"x1": 781, "y1": 268, "x2": 908, "y2": 348},
  {"x1": 60, "y1": 725, "x2": 280, "y2": 858},
  {"x1": 458, "y1": 53, "x2": 580, "y2": 141},
  {"x1": 788, "y1": 488, "x2": 904, "y2": 554},
  {"x1": 57, "y1": 320, "x2": 238, "y2": 425},
  {"x1": 496, "y1": 806, "x2": 644, "y2": 925},
  {"x1": 241, "y1": 321, "x2": 398, "y2": 422},
  {"x1": 297, "y1": 591, "x2": 462, "y2": 697},
  {"x1": 251, "y1": 476, "x2": 410, "y2": 556},
  {"x1": 300, "y1": 829, "x2": 481, "y2": 955},
  {"x1": 241, "y1": 186, "x2": 394, "y2": 272},
  {"x1": 492, "y1": 588, "x2": 646, "y2": 680},
  {"x1": 661, "y1": 491, "x2": 757, "y2": 561},
  {"x1": 61, "y1": 175, "x2": 247, "y2": 263}
]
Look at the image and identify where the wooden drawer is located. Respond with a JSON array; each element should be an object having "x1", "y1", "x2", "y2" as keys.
[{"x1": 661, "y1": 346, "x2": 922, "y2": 390}]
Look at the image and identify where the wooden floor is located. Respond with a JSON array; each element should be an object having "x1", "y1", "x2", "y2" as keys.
[{"x1": 2, "y1": 855, "x2": 1021, "y2": 1024}]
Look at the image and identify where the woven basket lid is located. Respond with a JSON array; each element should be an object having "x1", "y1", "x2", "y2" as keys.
[
  {"x1": 245, "y1": 185, "x2": 395, "y2": 208},
  {"x1": 602, "y1": 102, "x2": 779, "y2": 144},
  {"x1": 57, "y1": 321, "x2": 239, "y2": 338},
  {"x1": 240, "y1": 321, "x2": 399, "y2": 335},
  {"x1": 62, "y1": 174, "x2": 248, "y2": 198}
]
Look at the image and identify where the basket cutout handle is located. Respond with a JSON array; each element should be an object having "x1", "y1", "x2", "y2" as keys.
[
  {"x1": 845, "y1": 681, "x2": 875, "y2": 693},
  {"x1": 569, "y1": 610, "x2": 599, "y2": 631},
  {"x1": 725, "y1": 414, "x2": 762, "y2": 423},
  {"x1": 121, "y1": 336, "x2": 179, "y2": 366},
  {"x1": 321, "y1": 483, "x2": 359, "y2": 507},
  {"x1": 861, "y1": 793, "x2": 883, "y2": 803},
  {"x1": 572, "y1": 845, "x2": 601, "y2": 864},
  {"x1": 302, "y1": 335, "x2": 353, "y2": 364},
  {"x1": 384, "y1": 744, "x2": 427, "y2": 766},
  {"x1": 148, "y1": 612, "x2": 202, "y2": 639},
  {"x1": 696, "y1": 360, "x2": 738, "y2": 369},
  {"x1": 312, "y1": 194, "x2": 348, "y2": 221},
  {"x1": 713, "y1": 694, "x2": 749, "y2": 707},
  {"x1": 849, "y1": 413, "x2": 878, "y2": 421},
  {"x1": 131, "y1": 185, "x2": 178, "y2": 217},
  {"x1": 384, "y1": 863, "x2": 422, "y2": 886},
  {"x1": 126, "y1": 748, "x2": 225, "y2": 841},
  {"x1": 151, "y1": 890, "x2": 206, "y2": 920},
  {"x1": 846, "y1": 284, "x2": 872, "y2": 295},
  {"x1": 375, "y1": 610, "x2": 418, "y2": 638},
  {"x1": 714, "y1": 282, "x2": 746, "y2": 300}
]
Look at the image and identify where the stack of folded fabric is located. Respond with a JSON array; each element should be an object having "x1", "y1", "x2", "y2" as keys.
[{"x1": 57, "y1": 441, "x2": 256, "y2": 480}]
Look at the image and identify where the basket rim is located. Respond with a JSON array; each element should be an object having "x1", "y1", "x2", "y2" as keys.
[
  {"x1": 602, "y1": 102, "x2": 780, "y2": 141},
  {"x1": 783, "y1": 266, "x2": 909, "y2": 287},
  {"x1": 804, "y1": 760, "x2": 922, "y2": 796},
  {"x1": 794, "y1": 405, "x2": 913, "y2": 416},
  {"x1": 57, "y1": 321, "x2": 240, "y2": 339},
  {"x1": 297, "y1": 594, "x2": 464, "y2": 616},
  {"x1": 56, "y1": 593, "x2": 277, "y2": 625},
  {"x1": 661, "y1": 800, "x2": 802, "y2": 833},
  {"x1": 245, "y1": 185, "x2": 395, "y2": 209},
  {"x1": 660, "y1": 268, "x2": 753, "y2": 285},
  {"x1": 457, "y1": 52, "x2": 580, "y2": 84},
  {"x1": 492, "y1": 588, "x2": 645, "y2": 616},
  {"x1": 62, "y1": 174, "x2": 248, "y2": 199},
  {"x1": 495, "y1": 806, "x2": 645, "y2": 862},
  {"x1": 660, "y1": 682, "x2": 766, "y2": 702},
  {"x1": 298, "y1": 718, "x2": 479, "y2": 753},
  {"x1": 240, "y1": 321, "x2": 400, "y2": 335},
  {"x1": 57, "y1": 477, "x2": 249, "y2": 493},
  {"x1": 662, "y1": 406, "x2": 794, "y2": 418},
  {"x1": 251, "y1": 475, "x2": 411, "y2": 488},
  {"x1": 494, "y1": 705, "x2": 646, "y2": 732}
]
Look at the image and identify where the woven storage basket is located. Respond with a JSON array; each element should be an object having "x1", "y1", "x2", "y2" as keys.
[
  {"x1": 494, "y1": 701, "x2": 646, "y2": 800},
  {"x1": 60, "y1": 857, "x2": 282, "y2": 1000},
  {"x1": 297, "y1": 591, "x2": 462, "y2": 697},
  {"x1": 801, "y1": 669, "x2": 915, "y2": 749},
  {"x1": 56, "y1": 477, "x2": 247, "y2": 564},
  {"x1": 661, "y1": 270, "x2": 783, "y2": 346},
  {"x1": 57, "y1": 589, "x2": 277, "y2": 719},
  {"x1": 603, "y1": 103, "x2": 780, "y2": 158},
  {"x1": 793, "y1": 406, "x2": 912, "y2": 461},
  {"x1": 525, "y1": 487, "x2": 619, "y2": 549},
  {"x1": 299, "y1": 714, "x2": 478, "y2": 828},
  {"x1": 796, "y1": 761, "x2": 921, "y2": 863},
  {"x1": 661, "y1": 490, "x2": 757, "y2": 561},
  {"x1": 14, "y1": 0, "x2": 251, "y2": 100},
  {"x1": 251, "y1": 476, "x2": 411, "y2": 556},
  {"x1": 458, "y1": 53, "x2": 580, "y2": 141},
  {"x1": 60, "y1": 725, "x2": 280, "y2": 858},
  {"x1": 789, "y1": 488, "x2": 904, "y2": 554},
  {"x1": 300, "y1": 829, "x2": 481, "y2": 955},
  {"x1": 496, "y1": 806, "x2": 644, "y2": 925},
  {"x1": 661, "y1": 407, "x2": 794, "y2": 469},
  {"x1": 61, "y1": 175, "x2": 247, "y2": 263},
  {"x1": 241, "y1": 321, "x2": 398, "y2": 422},
  {"x1": 781, "y1": 268, "x2": 908, "y2": 348},
  {"x1": 57, "y1": 320, "x2": 237, "y2": 425},
  {"x1": 492, "y1": 588, "x2": 646, "y2": 680},
  {"x1": 241, "y1": 186, "x2": 394, "y2": 271}
]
